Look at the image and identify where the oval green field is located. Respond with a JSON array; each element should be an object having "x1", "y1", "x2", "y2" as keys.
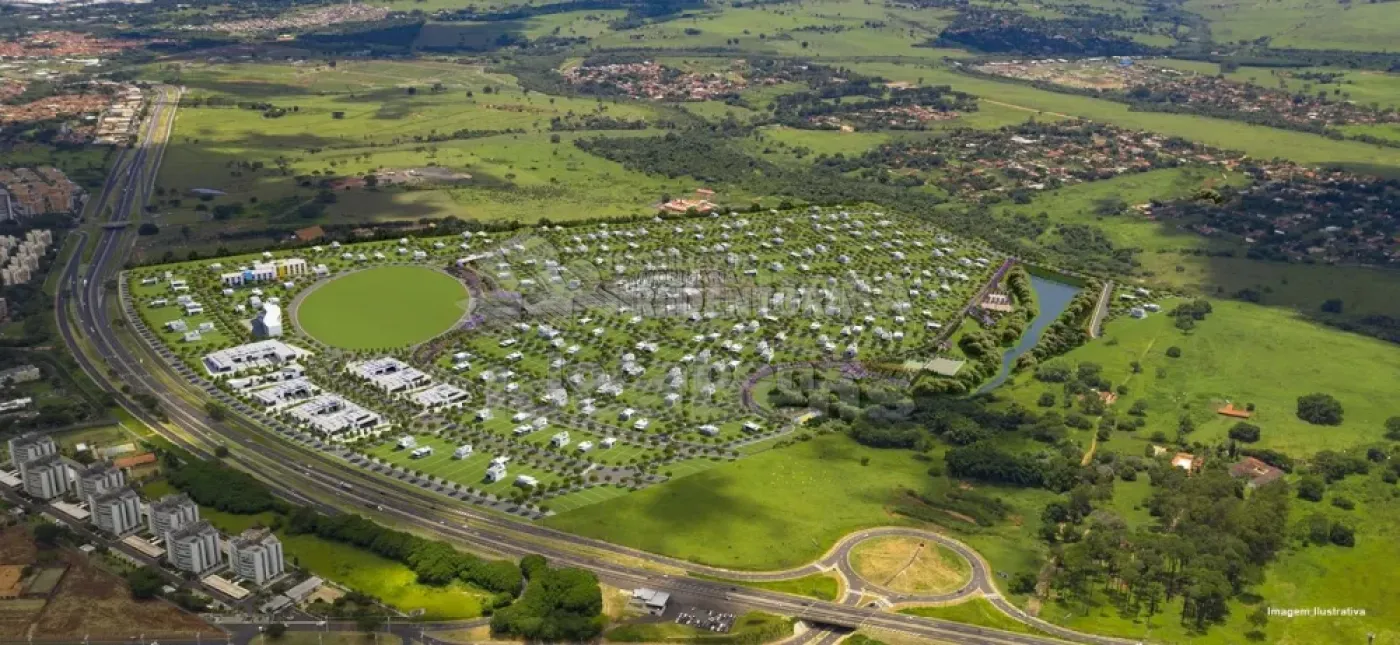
[{"x1": 296, "y1": 266, "x2": 468, "y2": 349}]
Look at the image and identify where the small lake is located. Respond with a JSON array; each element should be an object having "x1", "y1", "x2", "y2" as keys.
[{"x1": 975, "y1": 275, "x2": 1082, "y2": 394}]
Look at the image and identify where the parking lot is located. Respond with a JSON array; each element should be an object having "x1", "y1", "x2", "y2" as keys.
[{"x1": 675, "y1": 607, "x2": 735, "y2": 633}]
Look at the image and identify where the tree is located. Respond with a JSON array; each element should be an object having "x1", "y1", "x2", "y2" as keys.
[
  {"x1": 1385, "y1": 416, "x2": 1400, "y2": 441},
  {"x1": 1320, "y1": 298, "x2": 1343, "y2": 314},
  {"x1": 1165, "y1": 346, "x2": 1182, "y2": 358},
  {"x1": 1296, "y1": 393, "x2": 1343, "y2": 425},
  {"x1": 205, "y1": 401, "x2": 227, "y2": 421},
  {"x1": 1037, "y1": 392, "x2": 1056, "y2": 407},
  {"x1": 125, "y1": 566, "x2": 165, "y2": 599},
  {"x1": 1297, "y1": 476, "x2": 1325, "y2": 502},
  {"x1": 1228, "y1": 422, "x2": 1261, "y2": 443},
  {"x1": 32, "y1": 524, "x2": 66, "y2": 548},
  {"x1": 137, "y1": 222, "x2": 160, "y2": 236},
  {"x1": 266, "y1": 623, "x2": 288, "y2": 640},
  {"x1": 356, "y1": 613, "x2": 384, "y2": 632}
]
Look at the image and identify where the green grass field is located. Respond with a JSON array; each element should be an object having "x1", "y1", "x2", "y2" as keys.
[
  {"x1": 1184, "y1": 0, "x2": 1400, "y2": 51},
  {"x1": 901, "y1": 598, "x2": 1047, "y2": 636},
  {"x1": 296, "y1": 266, "x2": 468, "y2": 349},
  {"x1": 694, "y1": 572, "x2": 841, "y2": 601},
  {"x1": 545, "y1": 433, "x2": 936, "y2": 569},
  {"x1": 999, "y1": 299, "x2": 1400, "y2": 456},
  {"x1": 544, "y1": 432, "x2": 1055, "y2": 574}
]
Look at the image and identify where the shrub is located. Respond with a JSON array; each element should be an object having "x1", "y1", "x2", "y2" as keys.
[
  {"x1": 1330, "y1": 496, "x2": 1355, "y2": 511},
  {"x1": 1297, "y1": 476, "x2": 1325, "y2": 502},
  {"x1": 1165, "y1": 346, "x2": 1182, "y2": 358},
  {"x1": 1329, "y1": 523, "x2": 1356, "y2": 547}
]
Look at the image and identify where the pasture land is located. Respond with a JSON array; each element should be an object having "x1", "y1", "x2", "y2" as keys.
[
  {"x1": 588, "y1": 0, "x2": 956, "y2": 59},
  {"x1": 1184, "y1": 0, "x2": 1400, "y2": 51},
  {"x1": 143, "y1": 59, "x2": 698, "y2": 256},
  {"x1": 296, "y1": 265, "x2": 469, "y2": 349},
  {"x1": 848, "y1": 62, "x2": 1400, "y2": 173},
  {"x1": 545, "y1": 432, "x2": 1056, "y2": 575},
  {"x1": 998, "y1": 299, "x2": 1400, "y2": 456}
]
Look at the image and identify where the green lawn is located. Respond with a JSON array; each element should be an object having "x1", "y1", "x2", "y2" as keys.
[
  {"x1": 693, "y1": 572, "x2": 841, "y2": 601},
  {"x1": 283, "y1": 532, "x2": 489, "y2": 620},
  {"x1": 999, "y1": 299, "x2": 1400, "y2": 456},
  {"x1": 296, "y1": 266, "x2": 469, "y2": 349},
  {"x1": 900, "y1": 598, "x2": 1047, "y2": 636},
  {"x1": 546, "y1": 433, "x2": 940, "y2": 570}
]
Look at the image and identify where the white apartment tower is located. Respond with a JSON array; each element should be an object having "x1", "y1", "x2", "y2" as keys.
[
  {"x1": 92, "y1": 488, "x2": 142, "y2": 536},
  {"x1": 228, "y1": 528, "x2": 285, "y2": 585},
  {"x1": 76, "y1": 461, "x2": 125, "y2": 504},
  {"x1": 147, "y1": 493, "x2": 200, "y2": 542},
  {"x1": 8, "y1": 433, "x2": 56, "y2": 475},
  {"x1": 168, "y1": 521, "x2": 223, "y2": 575},
  {"x1": 21, "y1": 454, "x2": 72, "y2": 500}
]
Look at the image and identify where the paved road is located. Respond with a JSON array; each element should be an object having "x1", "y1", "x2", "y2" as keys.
[
  {"x1": 54, "y1": 89, "x2": 1140, "y2": 645},
  {"x1": 1088, "y1": 280, "x2": 1114, "y2": 339}
]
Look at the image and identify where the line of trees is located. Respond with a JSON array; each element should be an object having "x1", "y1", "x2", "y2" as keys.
[{"x1": 283, "y1": 506, "x2": 523, "y2": 595}]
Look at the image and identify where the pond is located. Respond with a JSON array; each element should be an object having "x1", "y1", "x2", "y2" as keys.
[{"x1": 976, "y1": 275, "x2": 1082, "y2": 393}]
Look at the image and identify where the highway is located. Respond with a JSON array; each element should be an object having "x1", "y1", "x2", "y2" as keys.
[{"x1": 53, "y1": 86, "x2": 1137, "y2": 645}]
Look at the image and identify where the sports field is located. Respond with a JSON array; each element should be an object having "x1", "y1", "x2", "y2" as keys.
[{"x1": 295, "y1": 266, "x2": 468, "y2": 349}]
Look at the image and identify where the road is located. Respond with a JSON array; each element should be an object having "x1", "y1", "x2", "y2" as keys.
[
  {"x1": 1088, "y1": 280, "x2": 1114, "y2": 339},
  {"x1": 53, "y1": 87, "x2": 1137, "y2": 645}
]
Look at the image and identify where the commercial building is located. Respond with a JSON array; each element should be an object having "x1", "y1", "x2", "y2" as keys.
[
  {"x1": 228, "y1": 528, "x2": 285, "y2": 586},
  {"x1": 286, "y1": 394, "x2": 384, "y2": 439},
  {"x1": 631, "y1": 588, "x2": 671, "y2": 616},
  {"x1": 254, "y1": 303, "x2": 283, "y2": 338},
  {"x1": 147, "y1": 493, "x2": 199, "y2": 542},
  {"x1": 168, "y1": 521, "x2": 223, "y2": 575},
  {"x1": 202, "y1": 340, "x2": 308, "y2": 376},
  {"x1": 21, "y1": 454, "x2": 73, "y2": 500},
  {"x1": 219, "y1": 258, "x2": 309, "y2": 286},
  {"x1": 347, "y1": 357, "x2": 432, "y2": 393},
  {"x1": 91, "y1": 487, "x2": 142, "y2": 536},
  {"x1": 249, "y1": 378, "x2": 318, "y2": 408},
  {"x1": 409, "y1": 383, "x2": 469, "y2": 409},
  {"x1": 75, "y1": 461, "x2": 125, "y2": 504}
]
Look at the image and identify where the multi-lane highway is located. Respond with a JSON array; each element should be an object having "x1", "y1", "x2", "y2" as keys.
[{"x1": 54, "y1": 86, "x2": 1136, "y2": 645}]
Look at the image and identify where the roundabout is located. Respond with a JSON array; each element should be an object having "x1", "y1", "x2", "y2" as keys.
[{"x1": 292, "y1": 265, "x2": 471, "y2": 350}]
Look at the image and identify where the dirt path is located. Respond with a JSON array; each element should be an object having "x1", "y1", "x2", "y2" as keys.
[
  {"x1": 981, "y1": 99, "x2": 1075, "y2": 120},
  {"x1": 883, "y1": 542, "x2": 928, "y2": 587}
]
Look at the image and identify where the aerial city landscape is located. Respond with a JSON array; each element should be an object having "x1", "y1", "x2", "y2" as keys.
[{"x1": 0, "y1": 0, "x2": 1395, "y2": 642}]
